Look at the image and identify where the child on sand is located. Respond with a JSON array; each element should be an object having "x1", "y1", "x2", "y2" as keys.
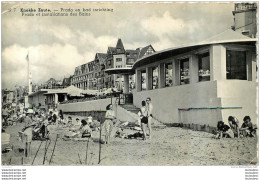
[
  {"x1": 215, "y1": 121, "x2": 234, "y2": 139},
  {"x1": 228, "y1": 116, "x2": 240, "y2": 138},
  {"x1": 240, "y1": 116, "x2": 256, "y2": 137}
]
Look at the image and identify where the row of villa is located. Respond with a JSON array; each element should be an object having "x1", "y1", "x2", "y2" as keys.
[{"x1": 70, "y1": 39, "x2": 155, "y2": 91}]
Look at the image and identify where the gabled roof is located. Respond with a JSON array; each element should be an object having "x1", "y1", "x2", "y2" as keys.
[
  {"x1": 46, "y1": 78, "x2": 57, "y2": 84},
  {"x1": 62, "y1": 77, "x2": 71, "y2": 86},
  {"x1": 116, "y1": 38, "x2": 125, "y2": 54},
  {"x1": 108, "y1": 47, "x2": 117, "y2": 54},
  {"x1": 126, "y1": 49, "x2": 138, "y2": 60},
  {"x1": 96, "y1": 53, "x2": 107, "y2": 64},
  {"x1": 136, "y1": 45, "x2": 156, "y2": 59}
]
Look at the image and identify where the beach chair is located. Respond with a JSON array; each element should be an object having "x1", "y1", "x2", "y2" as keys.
[{"x1": 1, "y1": 132, "x2": 13, "y2": 153}]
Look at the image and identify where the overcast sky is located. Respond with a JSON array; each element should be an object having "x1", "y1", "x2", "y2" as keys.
[{"x1": 1, "y1": 2, "x2": 235, "y2": 89}]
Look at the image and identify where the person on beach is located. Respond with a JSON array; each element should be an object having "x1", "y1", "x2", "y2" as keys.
[
  {"x1": 40, "y1": 117, "x2": 49, "y2": 139},
  {"x1": 240, "y1": 116, "x2": 256, "y2": 137},
  {"x1": 2, "y1": 106, "x2": 9, "y2": 126},
  {"x1": 228, "y1": 116, "x2": 240, "y2": 138},
  {"x1": 52, "y1": 113, "x2": 57, "y2": 125},
  {"x1": 79, "y1": 120, "x2": 92, "y2": 138},
  {"x1": 74, "y1": 118, "x2": 81, "y2": 126},
  {"x1": 146, "y1": 97, "x2": 153, "y2": 139},
  {"x1": 48, "y1": 111, "x2": 53, "y2": 124},
  {"x1": 67, "y1": 116, "x2": 73, "y2": 127},
  {"x1": 69, "y1": 118, "x2": 81, "y2": 131},
  {"x1": 58, "y1": 110, "x2": 64, "y2": 124},
  {"x1": 20, "y1": 112, "x2": 35, "y2": 158},
  {"x1": 103, "y1": 104, "x2": 116, "y2": 144},
  {"x1": 215, "y1": 121, "x2": 234, "y2": 139},
  {"x1": 140, "y1": 100, "x2": 148, "y2": 140}
]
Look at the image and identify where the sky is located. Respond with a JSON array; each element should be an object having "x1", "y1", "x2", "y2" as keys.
[{"x1": 1, "y1": 2, "x2": 235, "y2": 89}]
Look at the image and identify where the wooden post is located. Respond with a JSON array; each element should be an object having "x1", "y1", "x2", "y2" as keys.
[
  {"x1": 32, "y1": 141, "x2": 43, "y2": 165},
  {"x1": 78, "y1": 153, "x2": 82, "y2": 165},
  {"x1": 43, "y1": 140, "x2": 49, "y2": 165},
  {"x1": 49, "y1": 135, "x2": 58, "y2": 164},
  {"x1": 98, "y1": 122, "x2": 102, "y2": 164},
  {"x1": 85, "y1": 137, "x2": 90, "y2": 165}
]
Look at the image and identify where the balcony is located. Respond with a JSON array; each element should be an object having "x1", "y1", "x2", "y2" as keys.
[{"x1": 234, "y1": 3, "x2": 257, "y2": 12}]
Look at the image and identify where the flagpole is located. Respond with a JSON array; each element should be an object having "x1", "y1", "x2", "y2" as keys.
[
  {"x1": 27, "y1": 51, "x2": 29, "y2": 91},
  {"x1": 27, "y1": 51, "x2": 32, "y2": 94}
]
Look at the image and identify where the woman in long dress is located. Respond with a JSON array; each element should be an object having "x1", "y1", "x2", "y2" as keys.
[{"x1": 103, "y1": 104, "x2": 116, "y2": 144}]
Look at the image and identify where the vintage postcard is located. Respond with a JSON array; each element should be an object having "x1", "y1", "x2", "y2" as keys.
[{"x1": 1, "y1": 2, "x2": 258, "y2": 175}]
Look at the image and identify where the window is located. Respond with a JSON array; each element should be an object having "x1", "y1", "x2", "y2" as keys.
[
  {"x1": 226, "y1": 50, "x2": 247, "y2": 80},
  {"x1": 242, "y1": 31, "x2": 250, "y2": 36},
  {"x1": 152, "y1": 67, "x2": 158, "y2": 89},
  {"x1": 198, "y1": 52, "x2": 210, "y2": 82},
  {"x1": 116, "y1": 58, "x2": 122, "y2": 62},
  {"x1": 141, "y1": 70, "x2": 146, "y2": 91},
  {"x1": 145, "y1": 47, "x2": 154, "y2": 56},
  {"x1": 180, "y1": 58, "x2": 190, "y2": 85},
  {"x1": 165, "y1": 63, "x2": 173, "y2": 87},
  {"x1": 127, "y1": 58, "x2": 135, "y2": 64}
]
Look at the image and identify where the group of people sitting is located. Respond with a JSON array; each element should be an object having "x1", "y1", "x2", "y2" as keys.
[
  {"x1": 63, "y1": 116, "x2": 97, "y2": 139},
  {"x1": 216, "y1": 116, "x2": 256, "y2": 139},
  {"x1": 17, "y1": 109, "x2": 99, "y2": 157}
]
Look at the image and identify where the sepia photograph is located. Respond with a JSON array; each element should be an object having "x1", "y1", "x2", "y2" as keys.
[{"x1": 1, "y1": 1, "x2": 258, "y2": 169}]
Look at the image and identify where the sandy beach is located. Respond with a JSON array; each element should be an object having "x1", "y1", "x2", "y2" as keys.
[{"x1": 2, "y1": 120, "x2": 258, "y2": 166}]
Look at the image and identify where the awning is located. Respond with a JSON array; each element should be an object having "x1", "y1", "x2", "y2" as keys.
[{"x1": 104, "y1": 67, "x2": 135, "y2": 75}]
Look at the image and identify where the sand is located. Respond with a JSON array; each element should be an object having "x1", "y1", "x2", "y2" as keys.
[{"x1": 2, "y1": 121, "x2": 258, "y2": 166}]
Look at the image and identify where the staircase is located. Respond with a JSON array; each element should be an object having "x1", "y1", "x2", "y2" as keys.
[{"x1": 120, "y1": 104, "x2": 140, "y2": 114}]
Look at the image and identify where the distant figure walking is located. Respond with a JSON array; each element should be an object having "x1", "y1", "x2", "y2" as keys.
[
  {"x1": 103, "y1": 104, "x2": 116, "y2": 144},
  {"x1": 140, "y1": 101, "x2": 148, "y2": 140},
  {"x1": 146, "y1": 97, "x2": 153, "y2": 139}
]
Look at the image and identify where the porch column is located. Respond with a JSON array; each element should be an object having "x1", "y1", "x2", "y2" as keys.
[
  {"x1": 146, "y1": 67, "x2": 152, "y2": 90},
  {"x1": 54, "y1": 93, "x2": 58, "y2": 104},
  {"x1": 136, "y1": 69, "x2": 141, "y2": 92},
  {"x1": 210, "y1": 45, "x2": 226, "y2": 81},
  {"x1": 246, "y1": 50, "x2": 252, "y2": 81},
  {"x1": 174, "y1": 59, "x2": 180, "y2": 85},
  {"x1": 64, "y1": 94, "x2": 68, "y2": 101},
  {"x1": 123, "y1": 74, "x2": 129, "y2": 94},
  {"x1": 252, "y1": 52, "x2": 257, "y2": 82},
  {"x1": 159, "y1": 63, "x2": 165, "y2": 88},
  {"x1": 190, "y1": 54, "x2": 199, "y2": 84}
]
